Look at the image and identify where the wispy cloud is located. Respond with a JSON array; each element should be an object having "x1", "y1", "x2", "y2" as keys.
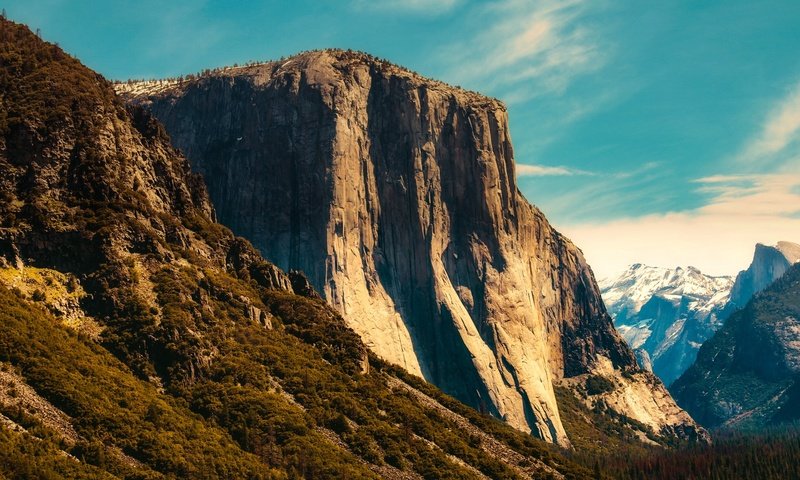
[
  {"x1": 561, "y1": 174, "x2": 800, "y2": 279},
  {"x1": 740, "y1": 80, "x2": 800, "y2": 163},
  {"x1": 692, "y1": 174, "x2": 800, "y2": 217},
  {"x1": 516, "y1": 163, "x2": 591, "y2": 176},
  {"x1": 522, "y1": 161, "x2": 661, "y2": 221},
  {"x1": 351, "y1": 0, "x2": 460, "y2": 14},
  {"x1": 605, "y1": 80, "x2": 800, "y2": 279},
  {"x1": 440, "y1": 0, "x2": 606, "y2": 102}
]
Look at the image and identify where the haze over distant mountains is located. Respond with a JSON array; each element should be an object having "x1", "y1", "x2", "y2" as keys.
[
  {"x1": 602, "y1": 241, "x2": 800, "y2": 387},
  {"x1": 600, "y1": 265, "x2": 733, "y2": 385}
]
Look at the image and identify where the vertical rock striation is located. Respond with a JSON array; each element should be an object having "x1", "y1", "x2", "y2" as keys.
[
  {"x1": 728, "y1": 241, "x2": 800, "y2": 309},
  {"x1": 119, "y1": 50, "x2": 702, "y2": 445}
]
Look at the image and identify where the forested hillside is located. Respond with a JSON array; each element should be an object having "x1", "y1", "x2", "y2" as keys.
[{"x1": 0, "y1": 17, "x2": 592, "y2": 480}]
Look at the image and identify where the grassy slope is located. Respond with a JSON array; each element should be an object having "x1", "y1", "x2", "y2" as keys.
[{"x1": 0, "y1": 285, "x2": 277, "y2": 480}]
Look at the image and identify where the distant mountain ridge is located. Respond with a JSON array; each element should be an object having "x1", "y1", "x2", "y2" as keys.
[
  {"x1": 600, "y1": 265, "x2": 733, "y2": 385},
  {"x1": 671, "y1": 262, "x2": 800, "y2": 429},
  {"x1": 728, "y1": 241, "x2": 800, "y2": 309},
  {"x1": 602, "y1": 241, "x2": 800, "y2": 387}
]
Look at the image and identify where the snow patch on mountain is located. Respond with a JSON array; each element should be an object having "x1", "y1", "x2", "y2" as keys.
[
  {"x1": 601, "y1": 264, "x2": 732, "y2": 322},
  {"x1": 600, "y1": 264, "x2": 733, "y2": 386}
]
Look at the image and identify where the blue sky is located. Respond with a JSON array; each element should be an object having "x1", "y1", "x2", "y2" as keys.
[{"x1": 6, "y1": 0, "x2": 800, "y2": 277}]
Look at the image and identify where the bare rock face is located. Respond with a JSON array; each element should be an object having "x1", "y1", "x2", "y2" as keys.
[
  {"x1": 120, "y1": 50, "x2": 702, "y2": 445},
  {"x1": 634, "y1": 349, "x2": 653, "y2": 373},
  {"x1": 728, "y1": 241, "x2": 800, "y2": 309}
]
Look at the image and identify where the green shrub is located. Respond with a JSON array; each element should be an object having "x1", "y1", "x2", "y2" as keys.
[{"x1": 585, "y1": 375, "x2": 615, "y2": 395}]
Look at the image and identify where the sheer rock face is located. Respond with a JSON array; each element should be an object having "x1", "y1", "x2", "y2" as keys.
[
  {"x1": 728, "y1": 242, "x2": 800, "y2": 309},
  {"x1": 120, "y1": 50, "x2": 700, "y2": 445}
]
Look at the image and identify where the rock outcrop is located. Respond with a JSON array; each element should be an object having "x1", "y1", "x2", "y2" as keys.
[
  {"x1": 0, "y1": 20, "x2": 292, "y2": 297},
  {"x1": 2, "y1": 21, "x2": 603, "y2": 478},
  {"x1": 119, "y1": 50, "x2": 703, "y2": 445},
  {"x1": 728, "y1": 241, "x2": 800, "y2": 309}
]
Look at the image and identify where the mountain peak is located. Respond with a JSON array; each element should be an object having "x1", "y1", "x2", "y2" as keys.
[
  {"x1": 776, "y1": 240, "x2": 800, "y2": 263},
  {"x1": 0, "y1": 18, "x2": 599, "y2": 477},
  {"x1": 601, "y1": 263, "x2": 733, "y2": 385},
  {"x1": 729, "y1": 240, "x2": 800, "y2": 308},
  {"x1": 124, "y1": 52, "x2": 705, "y2": 446},
  {"x1": 672, "y1": 263, "x2": 800, "y2": 429}
]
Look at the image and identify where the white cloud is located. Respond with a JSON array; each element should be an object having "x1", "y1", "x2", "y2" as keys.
[
  {"x1": 577, "y1": 80, "x2": 800, "y2": 282},
  {"x1": 559, "y1": 174, "x2": 800, "y2": 279},
  {"x1": 516, "y1": 163, "x2": 591, "y2": 176},
  {"x1": 352, "y1": 0, "x2": 460, "y2": 14},
  {"x1": 740, "y1": 80, "x2": 800, "y2": 162},
  {"x1": 440, "y1": 0, "x2": 605, "y2": 101},
  {"x1": 523, "y1": 161, "x2": 661, "y2": 221}
]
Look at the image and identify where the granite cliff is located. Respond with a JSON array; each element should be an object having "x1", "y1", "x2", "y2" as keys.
[
  {"x1": 1, "y1": 20, "x2": 602, "y2": 479},
  {"x1": 728, "y1": 241, "x2": 800, "y2": 309},
  {"x1": 120, "y1": 50, "x2": 704, "y2": 445}
]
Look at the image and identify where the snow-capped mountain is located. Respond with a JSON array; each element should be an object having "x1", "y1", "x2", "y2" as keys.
[
  {"x1": 600, "y1": 264, "x2": 733, "y2": 386},
  {"x1": 603, "y1": 241, "x2": 800, "y2": 387}
]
